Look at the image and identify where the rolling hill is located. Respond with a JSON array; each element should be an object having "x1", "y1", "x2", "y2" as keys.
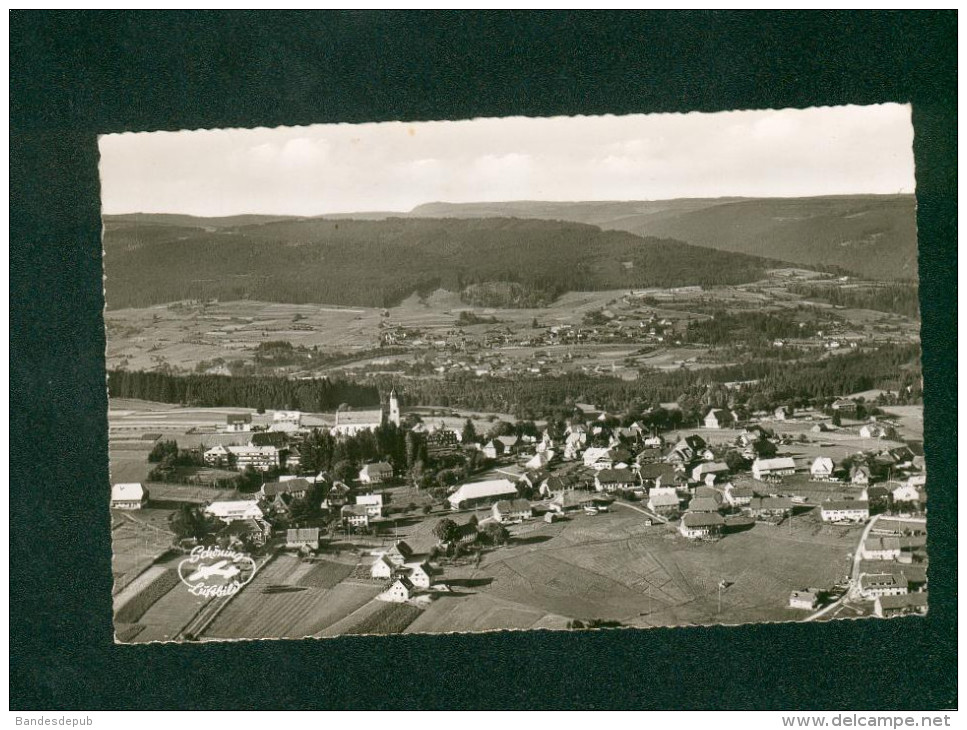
[
  {"x1": 410, "y1": 195, "x2": 918, "y2": 280},
  {"x1": 102, "y1": 216, "x2": 781, "y2": 310}
]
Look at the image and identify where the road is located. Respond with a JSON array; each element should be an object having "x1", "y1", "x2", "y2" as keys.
[
  {"x1": 802, "y1": 513, "x2": 926, "y2": 622},
  {"x1": 613, "y1": 500, "x2": 668, "y2": 524}
]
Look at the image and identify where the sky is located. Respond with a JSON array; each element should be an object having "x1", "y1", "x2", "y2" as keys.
[{"x1": 99, "y1": 104, "x2": 915, "y2": 217}]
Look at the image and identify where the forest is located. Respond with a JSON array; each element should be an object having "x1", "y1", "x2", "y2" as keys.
[
  {"x1": 102, "y1": 216, "x2": 778, "y2": 309},
  {"x1": 108, "y1": 343, "x2": 921, "y2": 421},
  {"x1": 786, "y1": 281, "x2": 920, "y2": 318}
]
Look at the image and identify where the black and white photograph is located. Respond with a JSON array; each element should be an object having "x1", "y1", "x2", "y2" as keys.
[{"x1": 100, "y1": 103, "x2": 928, "y2": 643}]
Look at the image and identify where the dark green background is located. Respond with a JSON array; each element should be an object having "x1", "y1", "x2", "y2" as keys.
[{"x1": 10, "y1": 11, "x2": 957, "y2": 710}]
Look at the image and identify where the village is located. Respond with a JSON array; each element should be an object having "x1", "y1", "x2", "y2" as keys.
[{"x1": 110, "y1": 385, "x2": 927, "y2": 641}]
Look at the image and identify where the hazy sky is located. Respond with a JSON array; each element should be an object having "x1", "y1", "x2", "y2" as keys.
[{"x1": 100, "y1": 104, "x2": 915, "y2": 217}]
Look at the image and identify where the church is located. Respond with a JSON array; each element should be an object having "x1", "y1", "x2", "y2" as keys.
[{"x1": 331, "y1": 389, "x2": 401, "y2": 437}]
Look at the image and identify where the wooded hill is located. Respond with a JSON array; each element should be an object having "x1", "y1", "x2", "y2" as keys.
[
  {"x1": 411, "y1": 195, "x2": 919, "y2": 281},
  {"x1": 102, "y1": 216, "x2": 779, "y2": 309}
]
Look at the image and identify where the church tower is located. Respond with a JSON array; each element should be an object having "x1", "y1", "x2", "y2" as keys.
[{"x1": 389, "y1": 388, "x2": 401, "y2": 427}]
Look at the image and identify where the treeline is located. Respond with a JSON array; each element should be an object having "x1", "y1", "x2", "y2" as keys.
[
  {"x1": 109, "y1": 343, "x2": 921, "y2": 420},
  {"x1": 787, "y1": 281, "x2": 920, "y2": 318},
  {"x1": 369, "y1": 343, "x2": 923, "y2": 418},
  {"x1": 684, "y1": 310, "x2": 821, "y2": 345},
  {"x1": 108, "y1": 370, "x2": 380, "y2": 411},
  {"x1": 102, "y1": 216, "x2": 776, "y2": 309}
]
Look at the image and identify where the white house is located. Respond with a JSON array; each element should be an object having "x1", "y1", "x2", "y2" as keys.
[
  {"x1": 810, "y1": 457, "x2": 835, "y2": 481},
  {"x1": 371, "y1": 554, "x2": 397, "y2": 580},
  {"x1": 789, "y1": 590, "x2": 820, "y2": 610},
  {"x1": 582, "y1": 447, "x2": 614, "y2": 470},
  {"x1": 874, "y1": 592, "x2": 928, "y2": 618},
  {"x1": 492, "y1": 498, "x2": 533, "y2": 523},
  {"x1": 285, "y1": 527, "x2": 320, "y2": 551},
  {"x1": 204, "y1": 444, "x2": 280, "y2": 471},
  {"x1": 679, "y1": 512, "x2": 724, "y2": 539},
  {"x1": 861, "y1": 536, "x2": 902, "y2": 561},
  {"x1": 381, "y1": 576, "x2": 415, "y2": 603},
  {"x1": 447, "y1": 479, "x2": 519, "y2": 510},
  {"x1": 205, "y1": 500, "x2": 264, "y2": 523},
  {"x1": 647, "y1": 491, "x2": 680, "y2": 515},
  {"x1": 594, "y1": 468, "x2": 637, "y2": 493},
  {"x1": 859, "y1": 572, "x2": 909, "y2": 599},
  {"x1": 272, "y1": 410, "x2": 302, "y2": 427},
  {"x1": 355, "y1": 493, "x2": 384, "y2": 518},
  {"x1": 340, "y1": 504, "x2": 370, "y2": 528},
  {"x1": 892, "y1": 483, "x2": 921, "y2": 505},
  {"x1": 820, "y1": 500, "x2": 870, "y2": 523},
  {"x1": 752, "y1": 457, "x2": 796, "y2": 481},
  {"x1": 404, "y1": 562, "x2": 434, "y2": 589},
  {"x1": 225, "y1": 413, "x2": 253, "y2": 432},
  {"x1": 703, "y1": 408, "x2": 735, "y2": 429},
  {"x1": 691, "y1": 462, "x2": 729, "y2": 483},
  {"x1": 111, "y1": 482, "x2": 148, "y2": 510}
]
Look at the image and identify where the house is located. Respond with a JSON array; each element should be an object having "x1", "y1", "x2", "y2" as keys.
[
  {"x1": 404, "y1": 561, "x2": 434, "y2": 588},
  {"x1": 492, "y1": 498, "x2": 533, "y2": 523},
  {"x1": 381, "y1": 576, "x2": 415, "y2": 603},
  {"x1": 385, "y1": 540, "x2": 415, "y2": 566},
  {"x1": 340, "y1": 504, "x2": 370, "y2": 528},
  {"x1": 647, "y1": 491, "x2": 681, "y2": 516},
  {"x1": 752, "y1": 457, "x2": 796, "y2": 481},
  {"x1": 110, "y1": 482, "x2": 148, "y2": 510},
  {"x1": 859, "y1": 572, "x2": 909, "y2": 599},
  {"x1": 452, "y1": 518, "x2": 480, "y2": 545},
  {"x1": 850, "y1": 465, "x2": 872, "y2": 486},
  {"x1": 261, "y1": 478, "x2": 312, "y2": 500},
  {"x1": 582, "y1": 447, "x2": 614, "y2": 471},
  {"x1": 861, "y1": 536, "x2": 902, "y2": 561},
  {"x1": 285, "y1": 527, "x2": 320, "y2": 551},
  {"x1": 481, "y1": 440, "x2": 505, "y2": 460},
  {"x1": 496, "y1": 435, "x2": 520, "y2": 454},
  {"x1": 205, "y1": 500, "x2": 264, "y2": 523},
  {"x1": 425, "y1": 427, "x2": 461, "y2": 458},
  {"x1": 594, "y1": 468, "x2": 637, "y2": 493},
  {"x1": 874, "y1": 592, "x2": 928, "y2": 618},
  {"x1": 635, "y1": 447, "x2": 663, "y2": 465},
  {"x1": 891, "y1": 483, "x2": 921, "y2": 506},
  {"x1": 355, "y1": 493, "x2": 384, "y2": 518},
  {"x1": 539, "y1": 473, "x2": 582, "y2": 498},
  {"x1": 774, "y1": 406, "x2": 793, "y2": 421},
  {"x1": 748, "y1": 496, "x2": 793, "y2": 519},
  {"x1": 272, "y1": 410, "x2": 302, "y2": 427},
  {"x1": 789, "y1": 590, "x2": 820, "y2": 610},
  {"x1": 358, "y1": 462, "x2": 394, "y2": 485},
  {"x1": 370, "y1": 554, "x2": 397, "y2": 580},
  {"x1": 811, "y1": 422, "x2": 833, "y2": 433},
  {"x1": 691, "y1": 462, "x2": 729, "y2": 483},
  {"x1": 724, "y1": 484, "x2": 754, "y2": 508},
  {"x1": 282, "y1": 446, "x2": 301, "y2": 471},
  {"x1": 550, "y1": 490, "x2": 596, "y2": 513},
  {"x1": 321, "y1": 481, "x2": 352, "y2": 511},
  {"x1": 686, "y1": 496, "x2": 721, "y2": 514},
  {"x1": 665, "y1": 434, "x2": 708, "y2": 465},
  {"x1": 204, "y1": 444, "x2": 280, "y2": 471},
  {"x1": 518, "y1": 469, "x2": 551, "y2": 492},
  {"x1": 225, "y1": 413, "x2": 253, "y2": 432},
  {"x1": 251, "y1": 431, "x2": 288, "y2": 448},
  {"x1": 820, "y1": 500, "x2": 870, "y2": 523},
  {"x1": 831, "y1": 398, "x2": 857, "y2": 415},
  {"x1": 679, "y1": 512, "x2": 724, "y2": 539},
  {"x1": 704, "y1": 408, "x2": 736, "y2": 429},
  {"x1": 218, "y1": 518, "x2": 271, "y2": 547},
  {"x1": 447, "y1": 479, "x2": 518, "y2": 510},
  {"x1": 637, "y1": 462, "x2": 679, "y2": 489},
  {"x1": 810, "y1": 457, "x2": 835, "y2": 481}
]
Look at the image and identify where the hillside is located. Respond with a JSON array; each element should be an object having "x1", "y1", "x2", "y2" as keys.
[
  {"x1": 411, "y1": 195, "x2": 918, "y2": 280},
  {"x1": 102, "y1": 216, "x2": 779, "y2": 309}
]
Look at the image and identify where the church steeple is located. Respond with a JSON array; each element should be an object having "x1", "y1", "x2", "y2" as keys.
[{"x1": 389, "y1": 387, "x2": 401, "y2": 427}]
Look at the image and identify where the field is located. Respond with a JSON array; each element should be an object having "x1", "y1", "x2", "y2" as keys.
[
  {"x1": 201, "y1": 554, "x2": 381, "y2": 640},
  {"x1": 406, "y1": 507, "x2": 861, "y2": 632},
  {"x1": 111, "y1": 509, "x2": 177, "y2": 593}
]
